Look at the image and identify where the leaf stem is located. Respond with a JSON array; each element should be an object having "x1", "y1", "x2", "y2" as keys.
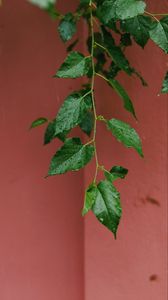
[
  {"x1": 144, "y1": 11, "x2": 160, "y2": 22},
  {"x1": 95, "y1": 72, "x2": 109, "y2": 83},
  {"x1": 89, "y1": 1, "x2": 99, "y2": 183},
  {"x1": 145, "y1": 11, "x2": 168, "y2": 17},
  {"x1": 91, "y1": 2, "x2": 97, "y2": 9},
  {"x1": 81, "y1": 89, "x2": 92, "y2": 100},
  {"x1": 84, "y1": 138, "x2": 94, "y2": 146},
  {"x1": 95, "y1": 42, "x2": 111, "y2": 57}
]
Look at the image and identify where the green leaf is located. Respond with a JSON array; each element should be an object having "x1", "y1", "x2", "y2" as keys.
[
  {"x1": 87, "y1": 32, "x2": 104, "y2": 56},
  {"x1": 44, "y1": 122, "x2": 69, "y2": 144},
  {"x1": 27, "y1": 0, "x2": 56, "y2": 9},
  {"x1": 95, "y1": 53, "x2": 107, "y2": 73},
  {"x1": 120, "y1": 33, "x2": 132, "y2": 47},
  {"x1": 110, "y1": 166, "x2": 128, "y2": 178},
  {"x1": 107, "y1": 62, "x2": 147, "y2": 86},
  {"x1": 79, "y1": 111, "x2": 94, "y2": 136},
  {"x1": 80, "y1": 0, "x2": 90, "y2": 5},
  {"x1": 161, "y1": 71, "x2": 168, "y2": 94},
  {"x1": 82, "y1": 183, "x2": 97, "y2": 216},
  {"x1": 48, "y1": 138, "x2": 95, "y2": 175},
  {"x1": 115, "y1": 0, "x2": 146, "y2": 20},
  {"x1": 87, "y1": 33, "x2": 107, "y2": 73},
  {"x1": 132, "y1": 68, "x2": 148, "y2": 86},
  {"x1": 108, "y1": 78, "x2": 136, "y2": 118},
  {"x1": 30, "y1": 117, "x2": 48, "y2": 129},
  {"x1": 29, "y1": 0, "x2": 59, "y2": 20},
  {"x1": 104, "y1": 165, "x2": 128, "y2": 182},
  {"x1": 107, "y1": 118, "x2": 143, "y2": 157},
  {"x1": 95, "y1": 0, "x2": 105, "y2": 5},
  {"x1": 97, "y1": 0, "x2": 146, "y2": 22},
  {"x1": 44, "y1": 89, "x2": 92, "y2": 143},
  {"x1": 149, "y1": 20, "x2": 168, "y2": 53},
  {"x1": 102, "y1": 27, "x2": 133, "y2": 75},
  {"x1": 58, "y1": 13, "x2": 76, "y2": 42},
  {"x1": 46, "y1": 3, "x2": 59, "y2": 19},
  {"x1": 97, "y1": 0, "x2": 117, "y2": 24},
  {"x1": 54, "y1": 89, "x2": 92, "y2": 135},
  {"x1": 160, "y1": 16, "x2": 168, "y2": 37},
  {"x1": 101, "y1": 25, "x2": 114, "y2": 46},
  {"x1": 121, "y1": 16, "x2": 152, "y2": 48},
  {"x1": 92, "y1": 180, "x2": 122, "y2": 237},
  {"x1": 55, "y1": 52, "x2": 91, "y2": 78},
  {"x1": 108, "y1": 47, "x2": 133, "y2": 75},
  {"x1": 44, "y1": 122, "x2": 55, "y2": 144},
  {"x1": 107, "y1": 62, "x2": 121, "y2": 79},
  {"x1": 106, "y1": 20, "x2": 120, "y2": 33}
]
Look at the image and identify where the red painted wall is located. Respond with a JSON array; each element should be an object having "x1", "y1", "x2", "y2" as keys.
[
  {"x1": 0, "y1": 1, "x2": 167, "y2": 300},
  {"x1": 0, "y1": 1, "x2": 84, "y2": 299},
  {"x1": 85, "y1": 1, "x2": 168, "y2": 300}
]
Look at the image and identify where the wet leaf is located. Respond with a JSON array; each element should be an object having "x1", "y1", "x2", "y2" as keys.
[
  {"x1": 55, "y1": 52, "x2": 91, "y2": 78},
  {"x1": 58, "y1": 13, "x2": 76, "y2": 42},
  {"x1": 150, "y1": 19, "x2": 168, "y2": 53},
  {"x1": 30, "y1": 117, "x2": 48, "y2": 129},
  {"x1": 82, "y1": 183, "x2": 97, "y2": 216},
  {"x1": 161, "y1": 71, "x2": 168, "y2": 94},
  {"x1": 48, "y1": 138, "x2": 94, "y2": 175},
  {"x1": 92, "y1": 180, "x2": 122, "y2": 238},
  {"x1": 107, "y1": 118, "x2": 143, "y2": 157}
]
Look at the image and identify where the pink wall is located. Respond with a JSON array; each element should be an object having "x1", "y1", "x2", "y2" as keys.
[
  {"x1": 85, "y1": 1, "x2": 168, "y2": 300},
  {"x1": 0, "y1": 1, "x2": 167, "y2": 300},
  {"x1": 0, "y1": 1, "x2": 84, "y2": 299}
]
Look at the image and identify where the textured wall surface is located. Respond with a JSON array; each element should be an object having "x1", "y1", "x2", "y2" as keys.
[
  {"x1": 0, "y1": 1, "x2": 167, "y2": 300},
  {"x1": 0, "y1": 1, "x2": 84, "y2": 300},
  {"x1": 85, "y1": 1, "x2": 168, "y2": 300}
]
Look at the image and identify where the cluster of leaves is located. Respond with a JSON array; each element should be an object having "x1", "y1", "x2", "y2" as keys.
[{"x1": 29, "y1": 0, "x2": 168, "y2": 238}]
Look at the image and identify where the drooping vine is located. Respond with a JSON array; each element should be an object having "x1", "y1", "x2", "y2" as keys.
[{"x1": 28, "y1": 0, "x2": 168, "y2": 238}]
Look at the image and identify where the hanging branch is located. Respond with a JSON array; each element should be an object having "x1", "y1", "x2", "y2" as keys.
[{"x1": 29, "y1": 0, "x2": 168, "y2": 238}]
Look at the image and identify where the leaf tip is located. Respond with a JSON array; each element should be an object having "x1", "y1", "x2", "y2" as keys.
[
  {"x1": 114, "y1": 232, "x2": 117, "y2": 240},
  {"x1": 139, "y1": 148, "x2": 144, "y2": 158}
]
